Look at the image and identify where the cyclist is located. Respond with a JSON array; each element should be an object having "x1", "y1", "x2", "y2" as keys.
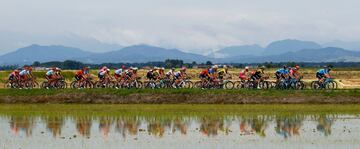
[
  {"x1": 275, "y1": 65, "x2": 289, "y2": 82},
  {"x1": 45, "y1": 67, "x2": 57, "y2": 87},
  {"x1": 75, "y1": 67, "x2": 90, "y2": 87},
  {"x1": 250, "y1": 66, "x2": 266, "y2": 88},
  {"x1": 8, "y1": 69, "x2": 20, "y2": 82},
  {"x1": 218, "y1": 65, "x2": 229, "y2": 80},
  {"x1": 19, "y1": 66, "x2": 32, "y2": 84},
  {"x1": 114, "y1": 67, "x2": 125, "y2": 81},
  {"x1": 239, "y1": 66, "x2": 250, "y2": 81},
  {"x1": 126, "y1": 67, "x2": 138, "y2": 81},
  {"x1": 199, "y1": 66, "x2": 210, "y2": 81},
  {"x1": 146, "y1": 67, "x2": 157, "y2": 81},
  {"x1": 316, "y1": 65, "x2": 332, "y2": 83},
  {"x1": 174, "y1": 67, "x2": 187, "y2": 87},
  {"x1": 98, "y1": 66, "x2": 110, "y2": 81},
  {"x1": 208, "y1": 65, "x2": 218, "y2": 80},
  {"x1": 289, "y1": 65, "x2": 301, "y2": 80},
  {"x1": 166, "y1": 68, "x2": 176, "y2": 80},
  {"x1": 158, "y1": 67, "x2": 165, "y2": 79}
]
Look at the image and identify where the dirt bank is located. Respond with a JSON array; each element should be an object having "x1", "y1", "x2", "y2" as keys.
[{"x1": 0, "y1": 92, "x2": 359, "y2": 104}]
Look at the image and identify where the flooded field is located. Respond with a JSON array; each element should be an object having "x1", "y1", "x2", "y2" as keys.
[{"x1": 1, "y1": 104, "x2": 360, "y2": 149}]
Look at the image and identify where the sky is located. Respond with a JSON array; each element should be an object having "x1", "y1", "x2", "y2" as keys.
[{"x1": 1, "y1": 0, "x2": 360, "y2": 54}]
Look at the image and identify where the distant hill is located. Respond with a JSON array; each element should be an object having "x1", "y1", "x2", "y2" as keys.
[
  {"x1": 208, "y1": 44, "x2": 264, "y2": 58},
  {"x1": 263, "y1": 39, "x2": 322, "y2": 55},
  {"x1": 222, "y1": 47, "x2": 360, "y2": 63},
  {"x1": 323, "y1": 40, "x2": 360, "y2": 51},
  {"x1": 0, "y1": 44, "x2": 93, "y2": 65},
  {"x1": 82, "y1": 45, "x2": 210, "y2": 63},
  {"x1": 1, "y1": 43, "x2": 360, "y2": 65}
]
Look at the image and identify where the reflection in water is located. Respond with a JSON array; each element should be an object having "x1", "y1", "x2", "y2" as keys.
[
  {"x1": 275, "y1": 116, "x2": 304, "y2": 139},
  {"x1": 172, "y1": 117, "x2": 189, "y2": 135},
  {"x1": 317, "y1": 115, "x2": 333, "y2": 136},
  {"x1": 45, "y1": 116, "x2": 64, "y2": 137},
  {"x1": 116, "y1": 117, "x2": 140, "y2": 138},
  {"x1": 1, "y1": 114, "x2": 346, "y2": 139},
  {"x1": 10, "y1": 116, "x2": 35, "y2": 137},
  {"x1": 76, "y1": 116, "x2": 92, "y2": 138}
]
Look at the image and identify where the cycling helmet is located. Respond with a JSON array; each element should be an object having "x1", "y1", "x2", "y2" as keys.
[
  {"x1": 121, "y1": 65, "x2": 126, "y2": 69},
  {"x1": 181, "y1": 67, "x2": 187, "y2": 71},
  {"x1": 133, "y1": 67, "x2": 138, "y2": 70},
  {"x1": 260, "y1": 66, "x2": 266, "y2": 70},
  {"x1": 245, "y1": 66, "x2": 249, "y2": 70},
  {"x1": 212, "y1": 65, "x2": 219, "y2": 69},
  {"x1": 295, "y1": 65, "x2": 300, "y2": 69},
  {"x1": 171, "y1": 67, "x2": 175, "y2": 71},
  {"x1": 223, "y1": 65, "x2": 227, "y2": 68}
]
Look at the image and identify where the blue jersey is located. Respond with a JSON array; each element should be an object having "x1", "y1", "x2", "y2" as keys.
[
  {"x1": 317, "y1": 69, "x2": 329, "y2": 75},
  {"x1": 46, "y1": 70, "x2": 54, "y2": 76},
  {"x1": 276, "y1": 68, "x2": 288, "y2": 74},
  {"x1": 208, "y1": 68, "x2": 216, "y2": 74}
]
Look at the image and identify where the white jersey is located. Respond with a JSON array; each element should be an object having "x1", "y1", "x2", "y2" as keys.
[
  {"x1": 115, "y1": 69, "x2": 123, "y2": 75},
  {"x1": 166, "y1": 70, "x2": 175, "y2": 76},
  {"x1": 19, "y1": 70, "x2": 29, "y2": 76}
]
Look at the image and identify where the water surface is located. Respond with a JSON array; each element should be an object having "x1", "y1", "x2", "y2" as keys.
[{"x1": 1, "y1": 105, "x2": 360, "y2": 149}]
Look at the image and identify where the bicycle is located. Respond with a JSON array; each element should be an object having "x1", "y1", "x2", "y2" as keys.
[{"x1": 311, "y1": 78, "x2": 338, "y2": 90}]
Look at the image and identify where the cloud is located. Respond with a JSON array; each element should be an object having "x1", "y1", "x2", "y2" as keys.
[{"x1": 1, "y1": 0, "x2": 360, "y2": 53}]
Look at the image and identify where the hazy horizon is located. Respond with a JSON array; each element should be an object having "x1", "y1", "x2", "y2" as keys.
[{"x1": 1, "y1": 0, "x2": 360, "y2": 54}]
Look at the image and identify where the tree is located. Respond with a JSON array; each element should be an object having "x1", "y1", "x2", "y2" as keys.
[
  {"x1": 206, "y1": 61, "x2": 213, "y2": 66},
  {"x1": 32, "y1": 61, "x2": 41, "y2": 67}
]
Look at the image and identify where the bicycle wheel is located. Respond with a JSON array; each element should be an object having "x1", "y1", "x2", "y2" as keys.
[
  {"x1": 259, "y1": 81, "x2": 270, "y2": 89},
  {"x1": 193, "y1": 81, "x2": 203, "y2": 89},
  {"x1": 224, "y1": 81, "x2": 234, "y2": 90},
  {"x1": 70, "y1": 81, "x2": 78, "y2": 89},
  {"x1": 326, "y1": 81, "x2": 336, "y2": 90},
  {"x1": 4, "y1": 81, "x2": 15, "y2": 89},
  {"x1": 95, "y1": 81, "x2": 104, "y2": 88},
  {"x1": 41, "y1": 81, "x2": 49, "y2": 89},
  {"x1": 85, "y1": 81, "x2": 95, "y2": 89},
  {"x1": 183, "y1": 81, "x2": 193, "y2": 89},
  {"x1": 311, "y1": 81, "x2": 320, "y2": 90},
  {"x1": 234, "y1": 81, "x2": 243, "y2": 89}
]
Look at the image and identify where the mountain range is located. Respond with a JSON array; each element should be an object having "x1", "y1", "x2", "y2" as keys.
[{"x1": 1, "y1": 39, "x2": 360, "y2": 65}]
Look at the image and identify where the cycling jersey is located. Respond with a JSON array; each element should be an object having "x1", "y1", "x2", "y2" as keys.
[
  {"x1": 200, "y1": 69, "x2": 209, "y2": 75},
  {"x1": 19, "y1": 70, "x2": 29, "y2": 76},
  {"x1": 115, "y1": 69, "x2": 123, "y2": 75},
  {"x1": 46, "y1": 70, "x2": 54, "y2": 76},
  {"x1": 289, "y1": 68, "x2": 298, "y2": 76},
  {"x1": 239, "y1": 70, "x2": 248, "y2": 80},
  {"x1": 317, "y1": 69, "x2": 329, "y2": 75},
  {"x1": 174, "y1": 71, "x2": 182, "y2": 79},
  {"x1": 276, "y1": 68, "x2": 289, "y2": 74},
  {"x1": 76, "y1": 70, "x2": 84, "y2": 76},
  {"x1": 208, "y1": 68, "x2": 216, "y2": 74},
  {"x1": 99, "y1": 70, "x2": 106, "y2": 76}
]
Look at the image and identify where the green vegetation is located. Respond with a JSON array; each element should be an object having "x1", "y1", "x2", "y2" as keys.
[
  {"x1": 0, "y1": 104, "x2": 360, "y2": 118},
  {"x1": 0, "y1": 88, "x2": 359, "y2": 97}
]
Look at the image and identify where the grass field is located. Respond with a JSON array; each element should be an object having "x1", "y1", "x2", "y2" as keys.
[
  {"x1": 1, "y1": 68, "x2": 360, "y2": 88},
  {"x1": 1, "y1": 104, "x2": 360, "y2": 117}
]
